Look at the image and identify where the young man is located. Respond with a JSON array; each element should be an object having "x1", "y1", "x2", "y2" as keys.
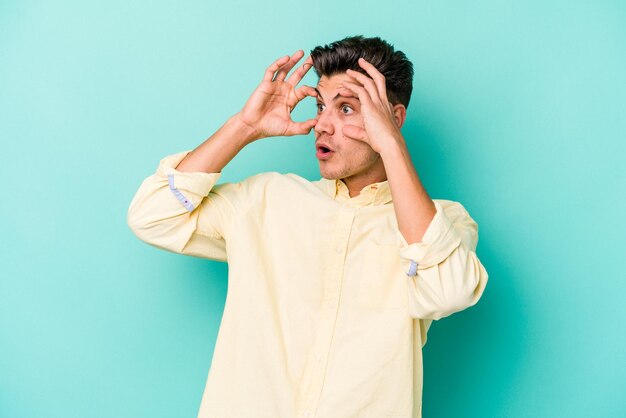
[{"x1": 128, "y1": 35, "x2": 488, "y2": 418}]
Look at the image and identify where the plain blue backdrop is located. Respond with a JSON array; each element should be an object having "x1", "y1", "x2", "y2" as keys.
[{"x1": 1, "y1": 1, "x2": 625, "y2": 417}]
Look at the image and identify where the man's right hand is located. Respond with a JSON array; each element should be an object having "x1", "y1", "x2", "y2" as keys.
[
  {"x1": 236, "y1": 50, "x2": 318, "y2": 142},
  {"x1": 174, "y1": 50, "x2": 318, "y2": 174}
]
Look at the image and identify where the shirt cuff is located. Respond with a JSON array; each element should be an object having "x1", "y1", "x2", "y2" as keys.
[
  {"x1": 396, "y1": 200, "x2": 463, "y2": 270},
  {"x1": 155, "y1": 150, "x2": 222, "y2": 211}
]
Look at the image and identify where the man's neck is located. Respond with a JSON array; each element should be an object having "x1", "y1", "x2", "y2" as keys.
[{"x1": 342, "y1": 175, "x2": 387, "y2": 198}]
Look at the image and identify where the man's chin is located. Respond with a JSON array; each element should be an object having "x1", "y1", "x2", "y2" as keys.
[{"x1": 319, "y1": 170, "x2": 339, "y2": 180}]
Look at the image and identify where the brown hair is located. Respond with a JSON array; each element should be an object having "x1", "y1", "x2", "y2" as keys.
[{"x1": 310, "y1": 35, "x2": 414, "y2": 108}]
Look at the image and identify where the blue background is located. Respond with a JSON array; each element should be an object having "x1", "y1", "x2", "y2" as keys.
[{"x1": 1, "y1": 1, "x2": 625, "y2": 417}]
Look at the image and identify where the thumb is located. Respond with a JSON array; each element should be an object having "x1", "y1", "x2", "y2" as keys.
[
  {"x1": 284, "y1": 118, "x2": 317, "y2": 136},
  {"x1": 342, "y1": 125, "x2": 367, "y2": 141}
]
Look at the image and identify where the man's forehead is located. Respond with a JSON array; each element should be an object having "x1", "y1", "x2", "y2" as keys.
[{"x1": 315, "y1": 76, "x2": 360, "y2": 101}]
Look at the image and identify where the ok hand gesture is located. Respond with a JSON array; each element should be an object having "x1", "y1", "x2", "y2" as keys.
[{"x1": 237, "y1": 50, "x2": 318, "y2": 142}]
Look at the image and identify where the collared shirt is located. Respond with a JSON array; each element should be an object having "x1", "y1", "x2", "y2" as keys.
[{"x1": 127, "y1": 150, "x2": 489, "y2": 418}]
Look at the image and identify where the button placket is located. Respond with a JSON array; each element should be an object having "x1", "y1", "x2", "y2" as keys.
[{"x1": 297, "y1": 207, "x2": 355, "y2": 418}]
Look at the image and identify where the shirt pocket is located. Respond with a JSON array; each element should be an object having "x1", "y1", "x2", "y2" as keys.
[{"x1": 357, "y1": 241, "x2": 408, "y2": 311}]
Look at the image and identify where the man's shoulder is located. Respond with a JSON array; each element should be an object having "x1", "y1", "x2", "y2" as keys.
[
  {"x1": 241, "y1": 171, "x2": 319, "y2": 186},
  {"x1": 433, "y1": 198, "x2": 466, "y2": 212},
  {"x1": 219, "y1": 171, "x2": 327, "y2": 195},
  {"x1": 432, "y1": 198, "x2": 478, "y2": 227}
]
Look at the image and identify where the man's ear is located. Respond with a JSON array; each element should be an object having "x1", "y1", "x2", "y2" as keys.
[{"x1": 392, "y1": 103, "x2": 407, "y2": 129}]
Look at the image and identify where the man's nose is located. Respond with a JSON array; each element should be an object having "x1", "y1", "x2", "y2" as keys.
[{"x1": 314, "y1": 111, "x2": 334, "y2": 136}]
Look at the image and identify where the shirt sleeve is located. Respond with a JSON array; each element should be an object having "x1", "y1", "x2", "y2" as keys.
[
  {"x1": 127, "y1": 150, "x2": 248, "y2": 262},
  {"x1": 396, "y1": 200, "x2": 489, "y2": 320}
]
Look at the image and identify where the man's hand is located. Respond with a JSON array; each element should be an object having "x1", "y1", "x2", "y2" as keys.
[
  {"x1": 237, "y1": 50, "x2": 318, "y2": 142},
  {"x1": 338, "y1": 58, "x2": 407, "y2": 154}
]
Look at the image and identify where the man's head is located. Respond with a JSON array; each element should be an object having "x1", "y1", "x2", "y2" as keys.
[
  {"x1": 311, "y1": 35, "x2": 414, "y2": 109},
  {"x1": 309, "y1": 35, "x2": 414, "y2": 190}
]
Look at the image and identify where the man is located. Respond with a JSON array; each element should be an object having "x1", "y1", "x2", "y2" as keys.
[{"x1": 128, "y1": 35, "x2": 488, "y2": 418}]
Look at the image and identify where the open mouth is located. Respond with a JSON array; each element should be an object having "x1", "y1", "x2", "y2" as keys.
[{"x1": 316, "y1": 144, "x2": 334, "y2": 160}]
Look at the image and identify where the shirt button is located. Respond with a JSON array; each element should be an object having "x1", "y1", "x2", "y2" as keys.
[
  {"x1": 304, "y1": 410, "x2": 311, "y2": 417},
  {"x1": 336, "y1": 247, "x2": 342, "y2": 254},
  {"x1": 316, "y1": 354, "x2": 322, "y2": 362}
]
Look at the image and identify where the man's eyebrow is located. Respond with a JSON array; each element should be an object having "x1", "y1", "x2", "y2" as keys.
[{"x1": 314, "y1": 87, "x2": 359, "y2": 102}]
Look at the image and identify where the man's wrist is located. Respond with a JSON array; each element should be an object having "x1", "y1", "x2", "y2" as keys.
[
  {"x1": 378, "y1": 134, "x2": 408, "y2": 161},
  {"x1": 230, "y1": 112, "x2": 262, "y2": 144}
]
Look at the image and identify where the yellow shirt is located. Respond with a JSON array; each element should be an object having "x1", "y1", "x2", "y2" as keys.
[{"x1": 127, "y1": 150, "x2": 489, "y2": 418}]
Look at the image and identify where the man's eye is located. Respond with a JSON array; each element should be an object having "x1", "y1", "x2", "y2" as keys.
[
  {"x1": 316, "y1": 103, "x2": 325, "y2": 112},
  {"x1": 341, "y1": 105, "x2": 353, "y2": 114}
]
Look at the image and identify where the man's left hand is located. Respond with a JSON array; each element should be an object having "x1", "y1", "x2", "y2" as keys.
[{"x1": 339, "y1": 58, "x2": 406, "y2": 154}]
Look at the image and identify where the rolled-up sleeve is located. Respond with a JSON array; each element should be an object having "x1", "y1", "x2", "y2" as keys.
[
  {"x1": 397, "y1": 200, "x2": 489, "y2": 320},
  {"x1": 127, "y1": 150, "x2": 243, "y2": 262}
]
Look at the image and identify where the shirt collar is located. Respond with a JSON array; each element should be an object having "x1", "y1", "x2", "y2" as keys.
[{"x1": 322, "y1": 177, "x2": 392, "y2": 206}]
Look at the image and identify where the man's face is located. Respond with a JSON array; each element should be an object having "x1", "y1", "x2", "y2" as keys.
[{"x1": 313, "y1": 73, "x2": 386, "y2": 184}]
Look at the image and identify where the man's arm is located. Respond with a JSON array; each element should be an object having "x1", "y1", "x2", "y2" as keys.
[
  {"x1": 337, "y1": 58, "x2": 436, "y2": 243},
  {"x1": 127, "y1": 50, "x2": 318, "y2": 257},
  {"x1": 339, "y1": 58, "x2": 488, "y2": 319},
  {"x1": 175, "y1": 50, "x2": 318, "y2": 174},
  {"x1": 174, "y1": 114, "x2": 256, "y2": 174},
  {"x1": 379, "y1": 143, "x2": 436, "y2": 244}
]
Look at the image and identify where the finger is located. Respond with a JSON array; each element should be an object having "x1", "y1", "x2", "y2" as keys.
[
  {"x1": 287, "y1": 55, "x2": 314, "y2": 87},
  {"x1": 284, "y1": 118, "x2": 318, "y2": 136},
  {"x1": 357, "y1": 58, "x2": 388, "y2": 103},
  {"x1": 337, "y1": 86, "x2": 357, "y2": 98},
  {"x1": 274, "y1": 50, "x2": 305, "y2": 82},
  {"x1": 342, "y1": 124, "x2": 368, "y2": 141},
  {"x1": 345, "y1": 69, "x2": 381, "y2": 104},
  {"x1": 291, "y1": 85, "x2": 318, "y2": 106},
  {"x1": 263, "y1": 55, "x2": 291, "y2": 82},
  {"x1": 338, "y1": 80, "x2": 373, "y2": 106}
]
